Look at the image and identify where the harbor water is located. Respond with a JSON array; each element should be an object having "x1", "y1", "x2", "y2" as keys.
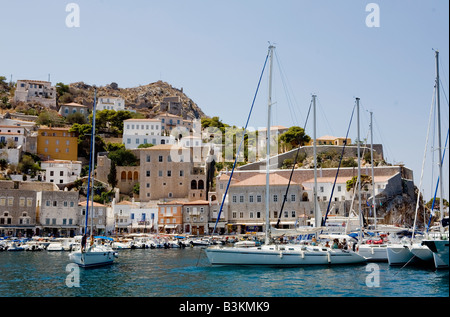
[{"x1": 0, "y1": 247, "x2": 448, "y2": 298}]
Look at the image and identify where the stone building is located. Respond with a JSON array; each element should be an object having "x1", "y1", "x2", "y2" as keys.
[
  {"x1": 39, "y1": 190, "x2": 79, "y2": 237},
  {"x1": 137, "y1": 144, "x2": 207, "y2": 202}
]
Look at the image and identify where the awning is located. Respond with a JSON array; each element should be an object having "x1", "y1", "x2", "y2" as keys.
[{"x1": 164, "y1": 224, "x2": 178, "y2": 229}]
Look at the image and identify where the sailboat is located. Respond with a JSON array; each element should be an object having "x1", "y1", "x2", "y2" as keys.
[
  {"x1": 204, "y1": 45, "x2": 366, "y2": 266},
  {"x1": 420, "y1": 50, "x2": 449, "y2": 269},
  {"x1": 355, "y1": 110, "x2": 389, "y2": 262},
  {"x1": 69, "y1": 89, "x2": 118, "y2": 268},
  {"x1": 387, "y1": 50, "x2": 449, "y2": 268}
]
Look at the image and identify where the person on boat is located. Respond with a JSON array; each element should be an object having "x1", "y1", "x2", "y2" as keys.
[
  {"x1": 341, "y1": 239, "x2": 348, "y2": 250},
  {"x1": 331, "y1": 239, "x2": 339, "y2": 249},
  {"x1": 81, "y1": 234, "x2": 87, "y2": 252},
  {"x1": 325, "y1": 241, "x2": 330, "y2": 248},
  {"x1": 311, "y1": 237, "x2": 317, "y2": 246}
]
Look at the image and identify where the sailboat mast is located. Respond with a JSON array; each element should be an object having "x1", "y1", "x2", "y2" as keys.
[
  {"x1": 435, "y1": 50, "x2": 444, "y2": 231},
  {"x1": 356, "y1": 98, "x2": 363, "y2": 239},
  {"x1": 313, "y1": 95, "x2": 320, "y2": 228},
  {"x1": 370, "y1": 111, "x2": 376, "y2": 229},
  {"x1": 265, "y1": 44, "x2": 275, "y2": 245},
  {"x1": 90, "y1": 89, "x2": 97, "y2": 237}
]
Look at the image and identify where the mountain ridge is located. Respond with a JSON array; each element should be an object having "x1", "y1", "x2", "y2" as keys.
[{"x1": 66, "y1": 80, "x2": 207, "y2": 120}]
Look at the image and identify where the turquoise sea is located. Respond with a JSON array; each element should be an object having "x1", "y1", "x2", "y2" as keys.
[{"x1": 0, "y1": 247, "x2": 448, "y2": 310}]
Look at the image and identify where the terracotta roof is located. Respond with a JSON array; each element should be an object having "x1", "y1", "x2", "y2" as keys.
[
  {"x1": 182, "y1": 200, "x2": 209, "y2": 205},
  {"x1": 124, "y1": 118, "x2": 160, "y2": 122},
  {"x1": 231, "y1": 173, "x2": 297, "y2": 187},
  {"x1": 78, "y1": 201, "x2": 106, "y2": 207},
  {"x1": 62, "y1": 102, "x2": 88, "y2": 108}
]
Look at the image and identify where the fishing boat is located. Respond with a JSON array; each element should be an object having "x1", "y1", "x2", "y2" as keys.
[
  {"x1": 69, "y1": 89, "x2": 118, "y2": 268},
  {"x1": 205, "y1": 45, "x2": 366, "y2": 266}
]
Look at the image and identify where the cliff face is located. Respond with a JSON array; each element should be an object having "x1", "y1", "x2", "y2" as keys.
[{"x1": 67, "y1": 80, "x2": 207, "y2": 120}]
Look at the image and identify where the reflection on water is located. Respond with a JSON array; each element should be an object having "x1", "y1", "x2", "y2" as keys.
[{"x1": 0, "y1": 248, "x2": 448, "y2": 297}]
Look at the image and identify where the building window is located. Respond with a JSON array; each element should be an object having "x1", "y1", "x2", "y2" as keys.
[
  {"x1": 273, "y1": 195, "x2": 278, "y2": 202},
  {"x1": 232, "y1": 195, "x2": 237, "y2": 203},
  {"x1": 249, "y1": 195, "x2": 254, "y2": 203},
  {"x1": 257, "y1": 195, "x2": 262, "y2": 203},
  {"x1": 159, "y1": 155, "x2": 163, "y2": 162},
  {"x1": 291, "y1": 194, "x2": 296, "y2": 202}
]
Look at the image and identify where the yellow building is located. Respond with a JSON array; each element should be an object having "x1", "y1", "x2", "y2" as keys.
[
  {"x1": 307, "y1": 135, "x2": 351, "y2": 146},
  {"x1": 37, "y1": 127, "x2": 78, "y2": 161}
]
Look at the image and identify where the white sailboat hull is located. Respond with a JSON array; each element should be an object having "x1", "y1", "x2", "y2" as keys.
[
  {"x1": 422, "y1": 239, "x2": 449, "y2": 269},
  {"x1": 205, "y1": 245, "x2": 366, "y2": 266},
  {"x1": 69, "y1": 247, "x2": 117, "y2": 268},
  {"x1": 409, "y1": 244, "x2": 434, "y2": 262},
  {"x1": 386, "y1": 244, "x2": 417, "y2": 266},
  {"x1": 357, "y1": 244, "x2": 388, "y2": 262}
]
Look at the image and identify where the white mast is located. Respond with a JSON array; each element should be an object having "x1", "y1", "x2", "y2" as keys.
[
  {"x1": 90, "y1": 88, "x2": 97, "y2": 239},
  {"x1": 435, "y1": 50, "x2": 444, "y2": 233},
  {"x1": 356, "y1": 98, "x2": 363, "y2": 240},
  {"x1": 370, "y1": 111, "x2": 376, "y2": 229},
  {"x1": 265, "y1": 44, "x2": 275, "y2": 245},
  {"x1": 313, "y1": 94, "x2": 321, "y2": 228}
]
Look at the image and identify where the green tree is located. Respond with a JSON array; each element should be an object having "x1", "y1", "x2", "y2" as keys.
[
  {"x1": 36, "y1": 110, "x2": 65, "y2": 127},
  {"x1": 426, "y1": 198, "x2": 449, "y2": 210},
  {"x1": 107, "y1": 161, "x2": 118, "y2": 189},
  {"x1": 346, "y1": 174, "x2": 372, "y2": 192},
  {"x1": 108, "y1": 148, "x2": 138, "y2": 166},
  {"x1": 69, "y1": 123, "x2": 106, "y2": 160},
  {"x1": 66, "y1": 112, "x2": 87, "y2": 124},
  {"x1": 279, "y1": 126, "x2": 311, "y2": 149},
  {"x1": 137, "y1": 143, "x2": 154, "y2": 148}
]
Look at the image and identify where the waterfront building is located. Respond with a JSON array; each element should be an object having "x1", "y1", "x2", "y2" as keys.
[
  {"x1": 157, "y1": 200, "x2": 184, "y2": 234},
  {"x1": 13, "y1": 80, "x2": 57, "y2": 108},
  {"x1": 0, "y1": 189, "x2": 38, "y2": 237},
  {"x1": 182, "y1": 200, "x2": 209, "y2": 235},
  {"x1": 129, "y1": 203, "x2": 158, "y2": 234},
  {"x1": 39, "y1": 190, "x2": 79, "y2": 237},
  {"x1": 214, "y1": 165, "x2": 414, "y2": 234},
  {"x1": 36, "y1": 127, "x2": 78, "y2": 161},
  {"x1": 137, "y1": 144, "x2": 207, "y2": 202},
  {"x1": 79, "y1": 201, "x2": 110, "y2": 236}
]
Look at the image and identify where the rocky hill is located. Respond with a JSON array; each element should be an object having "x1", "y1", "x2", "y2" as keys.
[{"x1": 66, "y1": 80, "x2": 207, "y2": 120}]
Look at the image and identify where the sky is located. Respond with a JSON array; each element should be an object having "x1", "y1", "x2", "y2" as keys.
[{"x1": 0, "y1": 0, "x2": 449, "y2": 203}]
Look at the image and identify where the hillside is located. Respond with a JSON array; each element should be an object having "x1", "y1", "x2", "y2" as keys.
[{"x1": 65, "y1": 80, "x2": 207, "y2": 120}]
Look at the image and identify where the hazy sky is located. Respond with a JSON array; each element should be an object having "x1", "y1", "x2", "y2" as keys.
[{"x1": 1, "y1": 0, "x2": 449, "y2": 202}]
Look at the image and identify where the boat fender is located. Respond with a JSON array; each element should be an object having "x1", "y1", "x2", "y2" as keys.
[
  {"x1": 279, "y1": 251, "x2": 283, "y2": 259},
  {"x1": 327, "y1": 251, "x2": 331, "y2": 263},
  {"x1": 371, "y1": 247, "x2": 374, "y2": 255},
  {"x1": 301, "y1": 251, "x2": 305, "y2": 259}
]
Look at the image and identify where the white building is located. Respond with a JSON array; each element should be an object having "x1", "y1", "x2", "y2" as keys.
[
  {"x1": 79, "y1": 201, "x2": 112, "y2": 235},
  {"x1": 111, "y1": 199, "x2": 158, "y2": 234},
  {"x1": 14, "y1": 80, "x2": 56, "y2": 108},
  {"x1": 41, "y1": 160, "x2": 82, "y2": 184},
  {"x1": 97, "y1": 96, "x2": 125, "y2": 111},
  {"x1": 122, "y1": 118, "x2": 175, "y2": 149}
]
